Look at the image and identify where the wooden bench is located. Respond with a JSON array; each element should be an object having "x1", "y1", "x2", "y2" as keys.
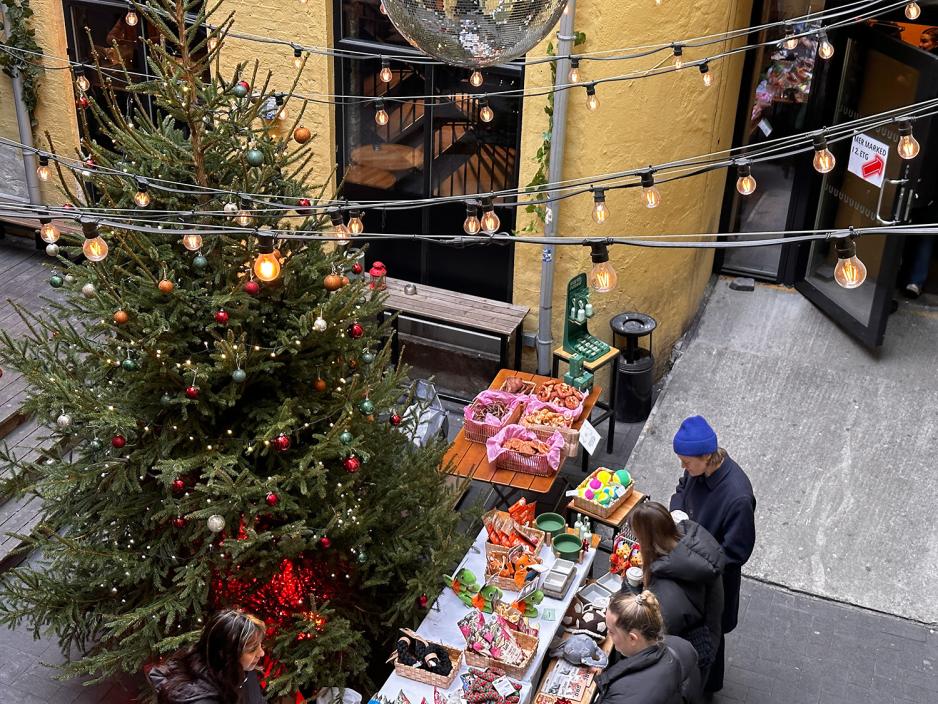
[
  {"x1": 0, "y1": 214, "x2": 82, "y2": 249},
  {"x1": 382, "y1": 276, "x2": 529, "y2": 373}
]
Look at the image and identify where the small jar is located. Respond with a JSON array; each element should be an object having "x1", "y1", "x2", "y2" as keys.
[{"x1": 369, "y1": 261, "x2": 387, "y2": 290}]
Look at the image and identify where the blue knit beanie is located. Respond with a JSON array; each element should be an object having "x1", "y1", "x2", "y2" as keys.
[{"x1": 673, "y1": 416, "x2": 718, "y2": 456}]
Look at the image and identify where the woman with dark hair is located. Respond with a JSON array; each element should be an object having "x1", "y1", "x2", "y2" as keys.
[
  {"x1": 627, "y1": 501, "x2": 724, "y2": 683},
  {"x1": 148, "y1": 609, "x2": 268, "y2": 704}
]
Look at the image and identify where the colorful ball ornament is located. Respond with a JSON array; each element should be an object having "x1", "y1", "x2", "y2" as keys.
[
  {"x1": 352, "y1": 262, "x2": 363, "y2": 275},
  {"x1": 313, "y1": 315, "x2": 328, "y2": 332},
  {"x1": 158, "y1": 279, "x2": 174, "y2": 294},
  {"x1": 324, "y1": 273, "x2": 343, "y2": 291},
  {"x1": 357, "y1": 551, "x2": 368, "y2": 564},
  {"x1": 121, "y1": 358, "x2": 138, "y2": 371},
  {"x1": 224, "y1": 201, "x2": 239, "y2": 216},
  {"x1": 418, "y1": 594, "x2": 429, "y2": 609},
  {"x1": 245, "y1": 149, "x2": 264, "y2": 167},
  {"x1": 185, "y1": 385, "x2": 200, "y2": 399},
  {"x1": 193, "y1": 254, "x2": 208, "y2": 269},
  {"x1": 362, "y1": 351, "x2": 375, "y2": 364},
  {"x1": 81, "y1": 283, "x2": 96, "y2": 298},
  {"x1": 296, "y1": 197, "x2": 312, "y2": 215},
  {"x1": 232, "y1": 368, "x2": 247, "y2": 383},
  {"x1": 343, "y1": 455, "x2": 361, "y2": 473},
  {"x1": 89, "y1": 438, "x2": 103, "y2": 451},
  {"x1": 313, "y1": 378, "x2": 327, "y2": 392},
  {"x1": 77, "y1": 95, "x2": 90, "y2": 109},
  {"x1": 172, "y1": 516, "x2": 187, "y2": 528},
  {"x1": 160, "y1": 393, "x2": 173, "y2": 406},
  {"x1": 339, "y1": 431, "x2": 353, "y2": 445},
  {"x1": 46, "y1": 243, "x2": 60, "y2": 257},
  {"x1": 231, "y1": 80, "x2": 250, "y2": 98},
  {"x1": 243, "y1": 280, "x2": 260, "y2": 296},
  {"x1": 293, "y1": 126, "x2": 312, "y2": 143},
  {"x1": 56, "y1": 413, "x2": 72, "y2": 429},
  {"x1": 171, "y1": 478, "x2": 186, "y2": 494},
  {"x1": 214, "y1": 309, "x2": 229, "y2": 324},
  {"x1": 389, "y1": 413, "x2": 402, "y2": 427},
  {"x1": 274, "y1": 433, "x2": 291, "y2": 452},
  {"x1": 49, "y1": 274, "x2": 64, "y2": 288},
  {"x1": 207, "y1": 514, "x2": 225, "y2": 533},
  {"x1": 111, "y1": 434, "x2": 126, "y2": 448},
  {"x1": 265, "y1": 492, "x2": 279, "y2": 507},
  {"x1": 348, "y1": 322, "x2": 364, "y2": 339},
  {"x1": 319, "y1": 536, "x2": 332, "y2": 549},
  {"x1": 64, "y1": 274, "x2": 75, "y2": 284},
  {"x1": 359, "y1": 399, "x2": 375, "y2": 414},
  {"x1": 113, "y1": 310, "x2": 129, "y2": 325}
]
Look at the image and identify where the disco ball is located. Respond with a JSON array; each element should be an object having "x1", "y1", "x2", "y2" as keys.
[{"x1": 382, "y1": 0, "x2": 569, "y2": 68}]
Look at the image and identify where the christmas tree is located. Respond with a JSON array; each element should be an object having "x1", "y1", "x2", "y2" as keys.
[{"x1": 0, "y1": 0, "x2": 468, "y2": 697}]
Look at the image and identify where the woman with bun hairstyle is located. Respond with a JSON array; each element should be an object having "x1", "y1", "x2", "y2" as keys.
[
  {"x1": 597, "y1": 590, "x2": 701, "y2": 704},
  {"x1": 148, "y1": 609, "x2": 268, "y2": 704},
  {"x1": 628, "y1": 501, "x2": 725, "y2": 681}
]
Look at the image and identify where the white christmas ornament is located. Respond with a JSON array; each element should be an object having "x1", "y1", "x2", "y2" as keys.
[
  {"x1": 313, "y1": 315, "x2": 328, "y2": 332},
  {"x1": 207, "y1": 515, "x2": 225, "y2": 533},
  {"x1": 46, "y1": 243, "x2": 60, "y2": 257},
  {"x1": 64, "y1": 274, "x2": 75, "y2": 284},
  {"x1": 82, "y1": 283, "x2": 96, "y2": 298},
  {"x1": 56, "y1": 413, "x2": 72, "y2": 429},
  {"x1": 224, "y1": 202, "x2": 239, "y2": 215}
]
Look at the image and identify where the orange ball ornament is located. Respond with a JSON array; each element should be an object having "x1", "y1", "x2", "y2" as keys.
[
  {"x1": 158, "y1": 279, "x2": 174, "y2": 294},
  {"x1": 293, "y1": 126, "x2": 312, "y2": 144},
  {"x1": 324, "y1": 273, "x2": 343, "y2": 291},
  {"x1": 113, "y1": 310, "x2": 129, "y2": 325},
  {"x1": 313, "y1": 378, "x2": 327, "y2": 393},
  {"x1": 341, "y1": 275, "x2": 350, "y2": 287}
]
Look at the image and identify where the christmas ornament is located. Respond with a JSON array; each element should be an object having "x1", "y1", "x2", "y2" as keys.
[
  {"x1": 274, "y1": 433, "x2": 291, "y2": 452},
  {"x1": 341, "y1": 275, "x2": 351, "y2": 287},
  {"x1": 343, "y1": 455, "x2": 361, "y2": 473},
  {"x1": 232, "y1": 368, "x2": 247, "y2": 383},
  {"x1": 390, "y1": 412, "x2": 402, "y2": 427},
  {"x1": 339, "y1": 431, "x2": 353, "y2": 445},
  {"x1": 207, "y1": 514, "x2": 225, "y2": 532},
  {"x1": 160, "y1": 393, "x2": 172, "y2": 406},
  {"x1": 232, "y1": 80, "x2": 250, "y2": 98},
  {"x1": 121, "y1": 358, "x2": 138, "y2": 371},
  {"x1": 324, "y1": 273, "x2": 343, "y2": 291},
  {"x1": 348, "y1": 359, "x2": 358, "y2": 371},
  {"x1": 352, "y1": 262, "x2": 363, "y2": 275},
  {"x1": 359, "y1": 399, "x2": 375, "y2": 415},
  {"x1": 319, "y1": 536, "x2": 332, "y2": 549},
  {"x1": 224, "y1": 201, "x2": 239, "y2": 216},
  {"x1": 111, "y1": 434, "x2": 126, "y2": 448},
  {"x1": 214, "y1": 309, "x2": 229, "y2": 325},
  {"x1": 296, "y1": 197, "x2": 312, "y2": 215},
  {"x1": 265, "y1": 492, "x2": 279, "y2": 507},
  {"x1": 362, "y1": 351, "x2": 375, "y2": 364},
  {"x1": 243, "y1": 280, "x2": 260, "y2": 296},
  {"x1": 64, "y1": 274, "x2": 75, "y2": 284},
  {"x1": 113, "y1": 310, "x2": 129, "y2": 325},
  {"x1": 56, "y1": 413, "x2": 72, "y2": 429},
  {"x1": 293, "y1": 126, "x2": 312, "y2": 143},
  {"x1": 418, "y1": 593, "x2": 429, "y2": 608},
  {"x1": 193, "y1": 254, "x2": 209, "y2": 269},
  {"x1": 185, "y1": 385, "x2": 200, "y2": 399},
  {"x1": 77, "y1": 95, "x2": 90, "y2": 109},
  {"x1": 357, "y1": 551, "x2": 367, "y2": 564},
  {"x1": 348, "y1": 322, "x2": 364, "y2": 339},
  {"x1": 313, "y1": 378, "x2": 327, "y2": 392},
  {"x1": 49, "y1": 274, "x2": 64, "y2": 288},
  {"x1": 382, "y1": 0, "x2": 566, "y2": 67},
  {"x1": 173, "y1": 516, "x2": 187, "y2": 528},
  {"x1": 81, "y1": 282, "x2": 96, "y2": 298},
  {"x1": 46, "y1": 243, "x2": 60, "y2": 257},
  {"x1": 245, "y1": 148, "x2": 265, "y2": 167},
  {"x1": 313, "y1": 315, "x2": 328, "y2": 332},
  {"x1": 171, "y1": 478, "x2": 186, "y2": 494},
  {"x1": 89, "y1": 438, "x2": 103, "y2": 451},
  {"x1": 158, "y1": 279, "x2": 174, "y2": 293}
]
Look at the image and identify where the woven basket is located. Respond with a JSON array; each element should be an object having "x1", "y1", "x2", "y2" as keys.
[
  {"x1": 393, "y1": 641, "x2": 463, "y2": 689},
  {"x1": 465, "y1": 397, "x2": 522, "y2": 444},
  {"x1": 484, "y1": 527, "x2": 546, "y2": 560},
  {"x1": 493, "y1": 447, "x2": 559, "y2": 476},
  {"x1": 522, "y1": 422, "x2": 579, "y2": 458},
  {"x1": 500, "y1": 378, "x2": 536, "y2": 396},
  {"x1": 464, "y1": 631, "x2": 538, "y2": 680},
  {"x1": 572, "y1": 469, "x2": 634, "y2": 519}
]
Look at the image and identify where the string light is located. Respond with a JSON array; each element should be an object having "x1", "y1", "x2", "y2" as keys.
[
  {"x1": 181, "y1": 234, "x2": 203, "y2": 251},
  {"x1": 329, "y1": 209, "x2": 351, "y2": 244},
  {"x1": 75, "y1": 68, "x2": 90, "y2": 92},
  {"x1": 568, "y1": 58, "x2": 580, "y2": 83},
  {"x1": 479, "y1": 99, "x2": 494, "y2": 123},
  {"x1": 480, "y1": 198, "x2": 500, "y2": 234},
  {"x1": 125, "y1": 10, "x2": 138, "y2": 27},
  {"x1": 293, "y1": 47, "x2": 303, "y2": 69},
  {"x1": 591, "y1": 189, "x2": 609, "y2": 224},
  {"x1": 39, "y1": 218, "x2": 60, "y2": 243},
  {"x1": 640, "y1": 171, "x2": 661, "y2": 208},
  {"x1": 833, "y1": 235, "x2": 867, "y2": 289},
  {"x1": 133, "y1": 178, "x2": 151, "y2": 207},
  {"x1": 905, "y1": 2, "x2": 921, "y2": 20},
  {"x1": 782, "y1": 27, "x2": 799, "y2": 51},
  {"x1": 374, "y1": 99, "x2": 389, "y2": 126},
  {"x1": 585, "y1": 83, "x2": 599, "y2": 111},
  {"x1": 275, "y1": 94, "x2": 288, "y2": 121},
  {"x1": 470, "y1": 70, "x2": 484, "y2": 88},
  {"x1": 897, "y1": 120, "x2": 920, "y2": 160},
  {"x1": 586, "y1": 243, "x2": 618, "y2": 292},
  {"x1": 463, "y1": 202, "x2": 481, "y2": 235},
  {"x1": 812, "y1": 134, "x2": 836, "y2": 173},
  {"x1": 235, "y1": 203, "x2": 253, "y2": 227},
  {"x1": 817, "y1": 31, "x2": 834, "y2": 60},
  {"x1": 699, "y1": 62, "x2": 712, "y2": 87},
  {"x1": 347, "y1": 209, "x2": 364, "y2": 235},
  {"x1": 379, "y1": 58, "x2": 392, "y2": 83},
  {"x1": 672, "y1": 44, "x2": 684, "y2": 68},
  {"x1": 253, "y1": 235, "x2": 281, "y2": 282},
  {"x1": 736, "y1": 162, "x2": 757, "y2": 195},
  {"x1": 36, "y1": 154, "x2": 51, "y2": 181},
  {"x1": 208, "y1": 36, "x2": 219, "y2": 52},
  {"x1": 81, "y1": 219, "x2": 109, "y2": 262}
]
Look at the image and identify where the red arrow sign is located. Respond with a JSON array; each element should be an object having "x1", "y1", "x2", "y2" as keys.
[{"x1": 861, "y1": 153, "x2": 885, "y2": 180}]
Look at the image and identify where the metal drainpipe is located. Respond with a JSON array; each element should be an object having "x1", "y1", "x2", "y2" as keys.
[
  {"x1": 535, "y1": 0, "x2": 576, "y2": 374},
  {"x1": 2, "y1": 3, "x2": 42, "y2": 206}
]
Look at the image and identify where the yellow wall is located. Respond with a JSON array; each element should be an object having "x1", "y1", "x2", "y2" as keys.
[{"x1": 514, "y1": 0, "x2": 753, "y2": 375}]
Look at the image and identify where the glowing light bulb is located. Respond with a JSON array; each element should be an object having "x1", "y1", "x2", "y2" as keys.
[
  {"x1": 782, "y1": 28, "x2": 798, "y2": 51},
  {"x1": 672, "y1": 45, "x2": 684, "y2": 68},
  {"x1": 463, "y1": 203, "x2": 481, "y2": 235},
  {"x1": 76, "y1": 72, "x2": 90, "y2": 92},
  {"x1": 125, "y1": 10, "x2": 138, "y2": 27},
  {"x1": 293, "y1": 48, "x2": 303, "y2": 69},
  {"x1": 480, "y1": 202, "x2": 500, "y2": 234},
  {"x1": 235, "y1": 210, "x2": 253, "y2": 227},
  {"x1": 699, "y1": 63, "x2": 712, "y2": 86},
  {"x1": 587, "y1": 244, "x2": 617, "y2": 292},
  {"x1": 640, "y1": 172, "x2": 661, "y2": 208},
  {"x1": 897, "y1": 121, "x2": 920, "y2": 160},
  {"x1": 479, "y1": 101, "x2": 494, "y2": 123},
  {"x1": 375, "y1": 101, "x2": 389, "y2": 126},
  {"x1": 585, "y1": 84, "x2": 599, "y2": 111},
  {"x1": 83, "y1": 235, "x2": 109, "y2": 262},
  {"x1": 818, "y1": 32, "x2": 834, "y2": 60},
  {"x1": 348, "y1": 211, "x2": 364, "y2": 234},
  {"x1": 568, "y1": 58, "x2": 580, "y2": 83},
  {"x1": 736, "y1": 163, "x2": 757, "y2": 195},
  {"x1": 379, "y1": 59, "x2": 392, "y2": 83},
  {"x1": 133, "y1": 181, "x2": 150, "y2": 207},
  {"x1": 470, "y1": 71, "x2": 484, "y2": 87},
  {"x1": 181, "y1": 234, "x2": 203, "y2": 251},
  {"x1": 36, "y1": 156, "x2": 51, "y2": 181},
  {"x1": 253, "y1": 251, "x2": 281, "y2": 282},
  {"x1": 833, "y1": 238, "x2": 867, "y2": 289},
  {"x1": 813, "y1": 135, "x2": 836, "y2": 174},
  {"x1": 40, "y1": 221, "x2": 60, "y2": 243},
  {"x1": 905, "y1": 2, "x2": 921, "y2": 20},
  {"x1": 591, "y1": 190, "x2": 609, "y2": 224},
  {"x1": 330, "y1": 210, "x2": 351, "y2": 244}
]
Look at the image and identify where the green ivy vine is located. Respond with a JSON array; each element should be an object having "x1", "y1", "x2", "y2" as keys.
[{"x1": 0, "y1": 0, "x2": 44, "y2": 124}]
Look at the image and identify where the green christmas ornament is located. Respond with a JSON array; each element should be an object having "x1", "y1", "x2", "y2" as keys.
[
  {"x1": 121, "y1": 358, "x2": 138, "y2": 371},
  {"x1": 193, "y1": 254, "x2": 208, "y2": 269},
  {"x1": 359, "y1": 399, "x2": 375, "y2": 415},
  {"x1": 362, "y1": 351, "x2": 375, "y2": 364},
  {"x1": 232, "y1": 369, "x2": 247, "y2": 383},
  {"x1": 357, "y1": 551, "x2": 367, "y2": 564},
  {"x1": 50, "y1": 274, "x2": 64, "y2": 288},
  {"x1": 245, "y1": 149, "x2": 264, "y2": 167},
  {"x1": 160, "y1": 393, "x2": 173, "y2": 406},
  {"x1": 339, "y1": 431, "x2": 353, "y2": 445},
  {"x1": 89, "y1": 439, "x2": 103, "y2": 451},
  {"x1": 231, "y1": 82, "x2": 249, "y2": 98}
]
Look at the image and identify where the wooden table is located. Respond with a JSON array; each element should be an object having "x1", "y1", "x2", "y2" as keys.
[{"x1": 442, "y1": 369, "x2": 601, "y2": 506}]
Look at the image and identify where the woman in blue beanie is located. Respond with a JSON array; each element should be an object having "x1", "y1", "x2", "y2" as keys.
[{"x1": 669, "y1": 415, "x2": 755, "y2": 697}]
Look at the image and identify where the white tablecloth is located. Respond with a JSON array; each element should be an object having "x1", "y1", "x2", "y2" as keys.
[{"x1": 375, "y1": 527, "x2": 597, "y2": 704}]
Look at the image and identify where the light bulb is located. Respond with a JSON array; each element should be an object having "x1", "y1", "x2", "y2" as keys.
[
  {"x1": 37, "y1": 156, "x2": 51, "y2": 181},
  {"x1": 586, "y1": 85, "x2": 599, "y2": 111},
  {"x1": 348, "y1": 211, "x2": 364, "y2": 234},
  {"x1": 640, "y1": 172, "x2": 661, "y2": 208},
  {"x1": 813, "y1": 135, "x2": 836, "y2": 174},
  {"x1": 76, "y1": 73, "x2": 90, "y2": 92},
  {"x1": 568, "y1": 58, "x2": 580, "y2": 83},
  {"x1": 591, "y1": 190, "x2": 609, "y2": 224},
  {"x1": 463, "y1": 204, "x2": 481, "y2": 235},
  {"x1": 905, "y1": 2, "x2": 921, "y2": 20},
  {"x1": 736, "y1": 164, "x2": 757, "y2": 195},
  {"x1": 235, "y1": 210, "x2": 253, "y2": 227},
  {"x1": 40, "y1": 221, "x2": 60, "y2": 243},
  {"x1": 672, "y1": 45, "x2": 683, "y2": 68},
  {"x1": 375, "y1": 101, "x2": 389, "y2": 126},
  {"x1": 588, "y1": 262, "x2": 618, "y2": 292},
  {"x1": 833, "y1": 238, "x2": 867, "y2": 288},
  {"x1": 470, "y1": 71, "x2": 484, "y2": 87},
  {"x1": 83, "y1": 235, "x2": 109, "y2": 262},
  {"x1": 125, "y1": 10, "x2": 138, "y2": 27},
  {"x1": 181, "y1": 234, "x2": 203, "y2": 251},
  {"x1": 699, "y1": 63, "x2": 712, "y2": 86},
  {"x1": 379, "y1": 60, "x2": 392, "y2": 83},
  {"x1": 818, "y1": 33, "x2": 834, "y2": 60},
  {"x1": 133, "y1": 183, "x2": 150, "y2": 207},
  {"x1": 293, "y1": 49, "x2": 303, "y2": 69},
  {"x1": 783, "y1": 29, "x2": 798, "y2": 51},
  {"x1": 330, "y1": 210, "x2": 351, "y2": 244},
  {"x1": 253, "y1": 252, "x2": 281, "y2": 282},
  {"x1": 480, "y1": 204, "x2": 500, "y2": 234},
  {"x1": 479, "y1": 102, "x2": 494, "y2": 123},
  {"x1": 897, "y1": 121, "x2": 920, "y2": 160}
]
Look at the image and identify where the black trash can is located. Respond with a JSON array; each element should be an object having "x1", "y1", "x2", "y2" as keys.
[{"x1": 610, "y1": 313, "x2": 657, "y2": 423}]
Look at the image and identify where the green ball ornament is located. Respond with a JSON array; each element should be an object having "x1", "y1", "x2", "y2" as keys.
[
  {"x1": 359, "y1": 399, "x2": 375, "y2": 415},
  {"x1": 231, "y1": 83, "x2": 249, "y2": 98},
  {"x1": 89, "y1": 439, "x2": 103, "y2": 451},
  {"x1": 362, "y1": 351, "x2": 375, "y2": 364},
  {"x1": 193, "y1": 254, "x2": 208, "y2": 269},
  {"x1": 339, "y1": 431, "x2": 353, "y2": 445},
  {"x1": 356, "y1": 551, "x2": 367, "y2": 564},
  {"x1": 160, "y1": 393, "x2": 173, "y2": 406},
  {"x1": 121, "y1": 358, "x2": 138, "y2": 371},
  {"x1": 232, "y1": 369, "x2": 247, "y2": 383},
  {"x1": 50, "y1": 274, "x2": 64, "y2": 288},
  {"x1": 245, "y1": 149, "x2": 264, "y2": 167}
]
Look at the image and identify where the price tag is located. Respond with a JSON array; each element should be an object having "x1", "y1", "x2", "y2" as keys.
[
  {"x1": 492, "y1": 677, "x2": 517, "y2": 698},
  {"x1": 541, "y1": 607, "x2": 556, "y2": 621},
  {"x1": 758, "y1": 118, "x2": 773, "y2": 136},
  {"x1": 578, "y1": 420, "x2": 601, "y2": 455}
]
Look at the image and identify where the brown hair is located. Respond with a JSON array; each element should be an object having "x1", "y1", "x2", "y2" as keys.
[
  {"x1": 607, "y1": 590, "x2": 665, "y2": 642},
  {"x1": 629, "y1": 501, "x2": 681, "y2": 586}
]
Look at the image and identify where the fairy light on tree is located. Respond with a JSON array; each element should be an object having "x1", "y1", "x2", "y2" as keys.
[{"x1": 133, "y1": 178, "x2": 151, "y2": 207}]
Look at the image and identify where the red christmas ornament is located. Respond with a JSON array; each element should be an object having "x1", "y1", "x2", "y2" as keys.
[
  {"x1": 77, "y1": 95, "x2": 90, "y2": 109},
  {"x1": 319, "y1": 536, "x2": 332, "y2": 549},
  {"x1": 351, "y1": 262, "x2": 363, "y2": 275},
  {"x1": 214, "y1": 309, "x2": 229, "y2": 324},
  {"x1": 348, "y1": 322, "x2": 364, "y2": 339},
  {"x1": 265, "y1": 492, "x2": 279, "y2": 507},
  {"x1": 389, "y1": 413, "x2": 402, "y2": 427},
  {"x1": 171, "y1": 478, "x2": 186, "y2": 494},
  {"x1": 343, "y1": 455, "x2": 361, "y2": 473},
  {"x1": 237, "y1": 79, "x2": 251, "y2": 92},
  {"x1": 296, "y1": 198, "x2": 312, "y2": 216},
  {"x1": 243, "y1": 280, "x2": 261, "y2": 295},
  {"x1": 185, "y1": 385, "x2": 200, "y2": 399},
  {"x1": 111, "y1": 434, "x2": 126, "y2": 448},
  {"x1": 173, "y1": 516, "x2": 187, "y2": 528},
  {"x1": 274, "y1": 433, "x2": 291, "y2": 452},
  {"x1": 418, "y1": 593, "x2": 429, "y2": 608}
]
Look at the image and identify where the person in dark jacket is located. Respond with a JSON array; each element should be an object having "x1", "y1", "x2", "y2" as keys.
[
  {"x1": 598, "y1": 590, "x2": 700, "y2": 704},
  {"x1": 628, "y1": 501, "x2": 725, "y2": 681},
  {"x1": 148, "y1": 609, "x2": 268, "y2": 704},
  {"x1": 669, "y1": 415, "x2": 756, "y2": 695}
]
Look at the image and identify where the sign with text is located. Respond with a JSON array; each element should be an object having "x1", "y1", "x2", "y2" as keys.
[{"x1": 847, "y1": 133, "x2": 889, "y2": 188}]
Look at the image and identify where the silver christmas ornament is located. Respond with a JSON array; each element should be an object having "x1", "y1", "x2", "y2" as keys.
[
  {"x1": 207, "y1": 515, "x2": 225, "y2": 533},
  {"x1": 382, "y1": 0, "x2": 568, "y2": 67},
  {"x1": 56, "y1": 413, "x2": 72, "y2": 429},
  {"x1": 46, "y1": 243, "x2": 60, "y2": 257},
  {"x1": 224, "y1": 202, "x2": 239, "y2": 215},
  {"x1": 313, "y1": 315, "x2": 328, "y2": 332},
  {"x1": 81, "y1": 282, "x2": 96, "y2": 298},
  {"x1": 64, "y1": 274, "x2": 75, "y2": 284}
]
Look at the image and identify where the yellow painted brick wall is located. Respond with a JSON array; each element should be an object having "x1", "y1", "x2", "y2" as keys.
[{"x1": 514, "y1": 0, "x2": 754, "y2": 375}]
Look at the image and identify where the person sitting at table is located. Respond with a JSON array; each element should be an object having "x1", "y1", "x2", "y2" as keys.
[
  {"x1": 627, "y1": 501, "x2": 725, "y2": 685},
  {"x1": 598, "y1": 590, "x2": 701, "y2": 704}
]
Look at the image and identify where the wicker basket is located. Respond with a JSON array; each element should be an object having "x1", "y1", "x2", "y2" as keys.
[
  {"x1": 484, "y1": 527, "x2": 546, "y2": 560},
  {"x1": 464, "y1": 396, "x2": 523, "y2": 444},
  {"x1": 522, "y1": 422, "x2": 579, "y2": 458},
  {"x1": 493, "y1": 447, "x2": 560, "y2": 476},
  {"x1": 500, "y1": 378, "x2": 536, "y2": 396},
  {"x1": 572, "y1": 469, "x2": 634, "y2": 519},
  {"x1": 464, "y1": 631, "x2": 538, "y2": 680},
  {"x1": 393, "y1": 640, "x2": 464, "y2": 689}
]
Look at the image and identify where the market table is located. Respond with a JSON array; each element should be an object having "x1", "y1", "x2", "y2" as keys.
[
  {"x1": 442, "y1": 369, "x2": 601, "y2": 507},
  {"x1": 375, "y1": 527, "x2": 599, "y2": 704}
]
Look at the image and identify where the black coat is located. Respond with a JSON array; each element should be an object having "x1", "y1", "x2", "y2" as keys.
[
  {"x1": 148, "y1": 664, "x2": 267, "y2": 704},
  {"x1": 596, "y1": 641, "x2": 689, "y2": 704},
  {"x1": 644, "y1": 521, "x2": 725, "y2": 669}
]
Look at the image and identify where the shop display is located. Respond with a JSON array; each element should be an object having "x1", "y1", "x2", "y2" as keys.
[
  {"x1": 575, "y1": 582, "x2": 612, "y2": 610},
  {"x1": 459, "y1": 610, "x2": 538, "y2": 678},
  {"x1": 571, "y1": 467, "x2": 633, "y2": 517},
  {"x1": 550, "y1": 534, "x2": 583, "y2": 562},
  {"x1": 500, "y1": 377, "x2": 536, "y2": 395},
  {"x1": 541, "y1": 658, "x2": 596, "y2": 700},
  {"x1": 562, "y1": 273, "x2": 611, "y2": 363},
  {"x1": 487, "y1": 425, "x2": 565, "y2": 476},
  {"x1": 389, "y1": 628, "x2": 462, "y2": 688},
  {"x1": 485, "y1": 546, "x2": 542, "y2": 590},
  {"x1": 520, "y1": 398, "x2": 580, "y2": 458},
  {"x1": 548, "y1": 633, "x2": 609, "y2": 669},
  {"x1": 594, "y1": 571, "x2": 623, "y2": 594},
  {"x1": 482, "y1": 509, "x2": 545, "y2": 553},
  {"x1": 464, "y1": 391, "x2": 523, "y2": 443},
  {"x1": 533, "y1": 380, "x2": 585, "y2": 413},
  {"x1": 608, "y1": 534, "x2": 642, "y2": 575},
  {"x1": 494, "y1": 601, "x2": 541, "y2": 639},
  {"x1": 444, "y1": 568, "x2": 481, "y2": 606},
  {"x1": 506, "y1": 498, "x2": 536, "y2": 527},
  {"x1": 509, "y1": 580, "x2": 545, "y2": 619},
  {"x1": 460, "y1": 667, "x2": 522, "y2": 704},
  {"x1": 561, "y1": 601, "x2": 608, "y2": 642},
  {"x1": 541, "y1": 559, "x2": 576, "y2": 599},
  {"x1": 535, "y1": 513, "x2": 567, "y2": 542}
]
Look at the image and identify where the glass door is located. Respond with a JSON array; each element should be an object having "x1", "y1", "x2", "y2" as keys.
[{"x1": 791, "y1": 23, "x2": 937, "y2": 348}]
